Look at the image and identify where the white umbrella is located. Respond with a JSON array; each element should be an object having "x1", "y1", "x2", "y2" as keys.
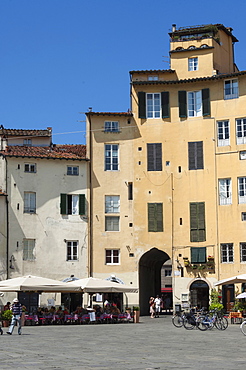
[
  {"x1": 0, "y1": 275, "x2": 82, "y2": 292},
  {"x1": 214, "y1": 274, "x2": 246, "y2": 286},
  {"x1": 68, "y1": 277, "x2": 138, "y2": 293},
  {"x1": 236, "y1": 292, "x2": 246, "y2": 299}
]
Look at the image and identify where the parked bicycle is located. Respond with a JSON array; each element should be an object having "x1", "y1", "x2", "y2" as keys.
[{"x1": 240, "y1": 318, "x2": 246, "y2": 335}]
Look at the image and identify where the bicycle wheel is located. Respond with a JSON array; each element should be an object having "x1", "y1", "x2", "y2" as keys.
[
  {"x1": 183, "y1": 315, "x2": 195, "y2": 330},
  {"x1": 215, "y1": 316, "x2": 228, "y2": 330},
  {"x1": 196, "y1": 315, "x2": 209, "y2": 331},
  {"x1": 172, "y1": 314, "x2": 183, "y2": 328},
  {"x1": 240, "y1": 321, "x2": 246, "y2": 335}
]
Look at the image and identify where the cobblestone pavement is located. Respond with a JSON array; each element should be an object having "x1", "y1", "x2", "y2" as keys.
[{"x1": 0, "y1": 315, "x2": 245, "y2": 369}]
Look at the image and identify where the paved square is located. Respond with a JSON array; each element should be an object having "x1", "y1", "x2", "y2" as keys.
[{"x1": 0, "y1": 315, "x2": 245, "y2": 369}]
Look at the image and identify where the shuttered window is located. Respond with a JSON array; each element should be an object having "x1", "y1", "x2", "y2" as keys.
[
  {"x1": 178, "y1": 89, "x2": 210, "y2": 118},
  {"x1": 190, "y1": 202, "x2": 206, "y2": 242},
  {"x1": 148, "y1": 203, "x2": 163, "y2": 232},
  {"x1": 188, "y1": 141, "x2": 204, "y2": 170},
  {"x1": 191, "y1": 247, "x2": 206, "y2": 263},
  {"x1": 60, "y1": 194, "x2": 85, "y2": 215},
  {"x1": 147, "y1": 143, "x2": 162, "y2": 171},
  {"x1": 138, "y1": 92, "x2": 170, "y2": 119}
]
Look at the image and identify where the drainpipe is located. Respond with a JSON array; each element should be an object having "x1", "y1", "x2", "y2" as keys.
[
  {"x1": 5, "y1": 157, "x2": 9, "y2": 279},
  {"x1": 87, "y1": 113, "x2": 93, "y2": 277}
]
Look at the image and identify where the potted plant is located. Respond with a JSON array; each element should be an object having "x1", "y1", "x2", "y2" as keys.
[
  {"x1": 133, "y1": 306, "x2": 140, "y2": 323},
  {"x1": 207, "y1": 256, "x2": 214, "y2": 262},
  {"x1": 198, "y1": 264, "x2": 206, "y2": 270},
  {"x1": 191, "y1": 264, "x2": 198, "y2": 270},
  {"x1": 1, "y1": 309, "x2": 13, "y2": 327}
]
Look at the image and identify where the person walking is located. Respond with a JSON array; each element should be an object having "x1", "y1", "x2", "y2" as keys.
[
  {"x1": 149, "y1": 297, "x2": 155, "y2": 318},
  {"x1": 154, "y1": 295, "x2": 162, "y2": 318},
  {"x1": 7, "y1": 298, "x2": 22, "y2": 335}
]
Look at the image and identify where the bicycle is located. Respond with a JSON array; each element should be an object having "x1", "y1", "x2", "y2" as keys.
[
  {"x1": 196, "y1": 309, "x2": 228, "y2": 331},
  {"x1": 240, "y1": 318, "x2": 246, "y2": 335},
  {"x1": 172, "y1": 310, "x2": 186, "y2": 328}
]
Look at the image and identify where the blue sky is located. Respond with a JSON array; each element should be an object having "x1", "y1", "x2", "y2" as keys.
[{"x1": 1, "y1": 0, "x2": 246, "y2": 145}]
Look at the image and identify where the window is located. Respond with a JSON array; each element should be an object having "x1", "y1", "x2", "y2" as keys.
[
  {"x1": 105, "y1": 216, "x2": 120, "y2": 231},
  {"x1": 23, "y1": 139, "x2": 32, "y2": 146},
  {"x1": 148, "y1": 203, "x2": 163, "y2": 232},
  {"x1": 138, "y1": 92, "x2": 170, "y2": 119},
  {"x1": 105, "y1": 249, "x2": 120, "y2": 265},
  {"x1": 60, "y1": 194, "x2": 85, "y2": 215},
  {"x1": 164, "y1": 269, "x2": 172, "y2": 277},
  {"x1": 148, "y1": 76, "x2": 159, "y2": 81},
  {"x1": 219, "y1": 179, "x2": 232, "y2": 205},
  {"x1": 24, "y1": 192, "x2": 36, "y2": 213},
  {"x1": 236, "y1": 118, "x2": 246, "y2": 145},
  {"x1": 217, "y1": 120, "x2": 230, "y2": 146},
  {"x1": 190, "y1": 202, "x2": 206, "y2": 242},
  {"x1": 128, "y1": 182, "x2": 133, "y2": 200},
  {"x1": 191, "y1": 247, "x2": 206, "y2": 263},
  {"x1": 188, "y1": 57, "x2": 198, "y2": 71},
  {"x1": 147, "y1": 143, "x2": 162, "y2": 171},
  {"x1": 224, "y1": 79, "x2": 238, "y2": 100},
  {"x1": 238, "y1": 177, "x2": 246, "y2": 204},
  {"x1": 105, "y1": 144, "x2": 119, "y2": 171},
  {"x1": 240, "y1": 243, "x2": 246, "y2": 262},
  {"x1": 104, "y1": 121, "x2": 119, "y2": 132},
  {"x1": 23, "y1": 239, "x2": 35, "y2": 261},
  {"x1": 67, "y1": 166, "x2": 79, "y2": 176},
  {"x1": 221, "y1": 243, "x2": 233, "y2": 263},
  {"x1": 105, "y1": 196, "x2": 120, "y2": 213},
  {"x1": 188, "y1": 141, "x2": 204, "y2": 170},
  {"x1": 147, "y1": 93, "x2": 161, "y2": 118},
  {"x1": 178, "y1": 89, "x2": 210, "y2": 118},
  {"x1": 187, "y1": 91, "x2": 202, "y2": 117},
  {"x1": 242, "y1": 212, "x2": 246, "y2": 221},
  {"x1": 24, "y1": 163, "x2": 36, "y2": 173},
  {"x1": 67, "y1": 241, "x2": 78, "y2": 261}
]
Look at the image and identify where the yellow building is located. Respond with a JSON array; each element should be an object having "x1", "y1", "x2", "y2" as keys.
[{"x1": 87, "y1": 24, "x2": 246, "y2": 314}]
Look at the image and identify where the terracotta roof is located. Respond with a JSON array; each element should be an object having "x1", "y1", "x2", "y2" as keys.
[
  {"x1": 132, "y1": 70, "x2": 246, "y2": 85},
  {"x1": 0, "y1": 145, "x2": 87, "y2": 160},
  {"x1": 129, "y1": 69, "x2": 175, "y2": 75},
  {"x1": 0, "y1": 127, "x2": 52, "y2": 137},
  {"x1": 86, "y1": 112, "x2": 133, "y2": 117}
]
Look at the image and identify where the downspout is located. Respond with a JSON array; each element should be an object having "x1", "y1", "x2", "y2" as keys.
[
  {"x1": 87, "y1": 114, "x2": 93, "y2": 277},
  {"x1": 5, "y1": 157, "x2": 9, "y2": 279}
]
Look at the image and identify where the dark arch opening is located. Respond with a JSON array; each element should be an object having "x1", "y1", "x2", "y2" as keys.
[
  {"x1": 139, "y1": 248, "x2": 170, "y2": 315},
  {"x1": 190, "y1": 280, "x2": 209, "y2": 310}
]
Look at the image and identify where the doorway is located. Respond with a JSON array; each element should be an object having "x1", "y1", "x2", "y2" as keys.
[
  {"x1": 222, "y1": 284, "x2": 235, "y2": 312},
  {"x1": 189, "y1": 280, "x2": 209, "y2": 309},
  {"x1": 139, "y1": 248, "x2": 170, "y2": 315}
]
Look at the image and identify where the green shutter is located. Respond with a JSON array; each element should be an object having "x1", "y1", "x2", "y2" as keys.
[
  {"x1": 178, "y1": 91, "x2": 187, "y2": 118},
  {"x1": 202, "y1": 88, "x2": 210, "y2": 116},
  {"x1": 148, "y1": 203, "x2": 163, "y2": 232},
  {"x1": 196, "y1": 141, "x2": 204, "y2": 170},
  {"x1": 147, "y1": 143, "x2": 162, "y2": 171},
  {"x1": 138, "y1": 92, "x2": 146, "y2": 119},
  {"x1": 60, "y1": 194, "x2": 67, "y2": 214},
  {"x1": 161, "y1": 91, "x2": 170, "y2": 118},
  {"x1": 190, "y1": 202, "x2": 206, "y2": 242},
  {"x1": 191, "y1": 247, "x2": 206, "y2": 263},
  {"x1": 79, "y1": 194, "x2": 86, "y2": 215}
]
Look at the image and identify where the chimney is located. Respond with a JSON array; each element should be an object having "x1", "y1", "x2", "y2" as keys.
[{"x1": 172, "y1": 24, "x2": 176, "y2": 33}]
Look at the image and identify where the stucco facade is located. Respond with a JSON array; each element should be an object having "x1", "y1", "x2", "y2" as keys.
[
  {"x1": 0, "y1": 128, "x2": 89, "y2": 308},
  {"x1": 87, "y1": 24, "x2": 246, "y2": 314}
]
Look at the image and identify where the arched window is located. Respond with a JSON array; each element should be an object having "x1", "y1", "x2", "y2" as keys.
[
  {"x1": 188, "y1": 45, "x2": 196, "y2": 49},
  {"x1": 201, "y1": 44, "x2": 208, "y2": 48},
  {"x1": 175, "y1": 47, "x2": 184, "y2": 51}
]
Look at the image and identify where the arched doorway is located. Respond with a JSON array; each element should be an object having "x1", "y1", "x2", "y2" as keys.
[
  {"x1": 189, "y1": 280, "x2": 209, "y2": 309},
  {"x1": 139, "y1": 248, "x2": 170, "y2": 315}
]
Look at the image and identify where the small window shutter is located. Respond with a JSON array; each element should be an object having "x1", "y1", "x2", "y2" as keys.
[
  {"x1": 148, "y1": 203, "x2": 156, "y2": 232},
  {"x1": 191, "y1": 247, "x2": 199, "y2": 263},
  {"x1": 161, "y1": 91, "x2": 170, "y2": 118},
  {"x1": 178, "y1": 91, "x2": 187, "y2": 118},
  {"x1": 196, "y1": 141, "x2": 204, "y2": 170},
  {"x1": 138, "y1": 92, "x2": 146, "y2": 119},
  {"x1": 155, "y1": 144, "x2": 162, "y2": 171},
  {"x1": 202, "y1": 88, "x2": 210, "y2": 116},
  {"x1": 190, "y1": 202, "x2": 206, "y2": 242},
  {"x1": 190, "y1": 203, "x2": 198, "y2": 242},
  {"x1": 188, "y1": 142, "x2": 196, "y2": 170},
  {"x1": 79, "y1": 194, "x2": 86, "y2": 215},
  {"x1": 60, "y1": 194, "x2": 67, "y2": 214},
  {"x1": 147, "y1": 144, "x2": 154, "y2": 171},
  {"x1": 197, "y1": 202, "x2": 206, "y2": 241},
  {"x1": 156, "y1": 203, "x2": 163, "y2": 232}
]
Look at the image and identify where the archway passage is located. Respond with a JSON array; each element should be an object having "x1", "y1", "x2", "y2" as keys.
[
  {"x1": 190, "y1": 280, "x2": 209, "y2": 310},
  {"x1": 139, "y1": 248, "x2": 170, "y2": 315}
]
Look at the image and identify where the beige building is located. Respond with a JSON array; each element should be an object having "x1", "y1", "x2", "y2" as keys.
[
  {"x1": 0, "y1": 127, "x2": 88, "y2": 311},
  {"x1": 87, "y1": 24, "x2": 246, "y2": 314}
]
